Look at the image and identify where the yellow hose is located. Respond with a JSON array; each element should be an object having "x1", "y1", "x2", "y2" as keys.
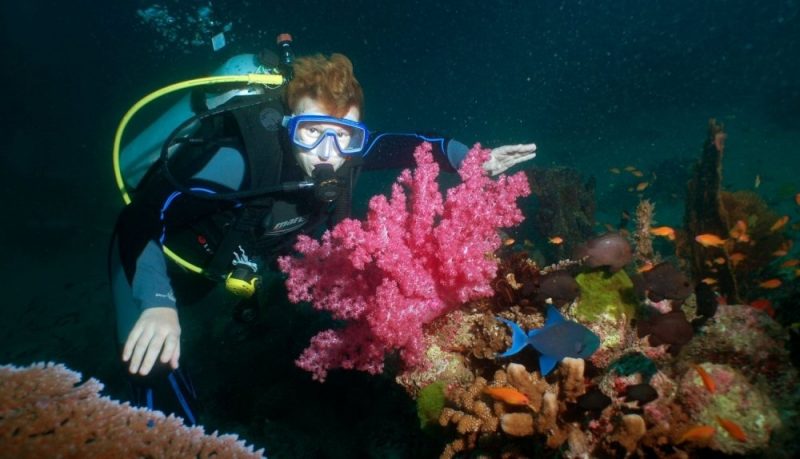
[{"x1": 112, "y1": 73, "x2": 284, "y2": 204}]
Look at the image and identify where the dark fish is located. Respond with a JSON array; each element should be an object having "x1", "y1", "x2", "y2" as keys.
[
  {"x1": 534, "y1": 270, "x2": 580, "y2": 306},
  {"x1": 637, "y1": 310, "x2": 694, "y2": 353},
  {"x1": 625, "y1": 383, "x2": 659, "y2": 405},
  {"x1": 693, "y1": 282, "x2": 718, "y2": 319},
  {"x1": 577, "y1": 388, "x2": 612, "y2": 411},
  {"x1": 574, "y1": 232, "x2": 633, "y2": 273},
  {"x1": 641, "y1": 262, "x2": 693, "y2": 302},
  {"x1": 497, "y1": 306, "x2": 601, "y2": 376}
]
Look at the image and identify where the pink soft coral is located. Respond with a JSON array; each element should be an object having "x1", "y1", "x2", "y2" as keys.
[{"x1": 278, "y1": 142, "x2": 531, "y2": 381}]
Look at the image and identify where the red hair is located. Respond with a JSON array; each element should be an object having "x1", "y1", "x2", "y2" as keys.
[{"x1": 285, "y1": 53, "x2": 364, "y2": 118}]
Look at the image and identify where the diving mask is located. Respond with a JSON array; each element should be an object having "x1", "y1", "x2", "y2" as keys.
[{"x1": 283, "y1": 114, "x2": 368, "y2": 157}]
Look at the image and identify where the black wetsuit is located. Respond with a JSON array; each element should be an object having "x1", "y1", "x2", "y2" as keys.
[{"x1": 108, "y1": 94, "x2": 468, "y2": 421}]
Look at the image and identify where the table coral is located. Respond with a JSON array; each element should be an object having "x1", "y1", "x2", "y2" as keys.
[{"x1": 0, "y1": 362, "x2": 263, "y2": 458}]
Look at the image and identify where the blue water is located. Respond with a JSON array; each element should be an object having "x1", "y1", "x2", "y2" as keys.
[{"x1": 1, "y1": 1, "x2": 798, "y2": 457}]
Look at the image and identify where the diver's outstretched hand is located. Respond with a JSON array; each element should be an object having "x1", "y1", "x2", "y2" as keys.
[
  {"x1": 123, "y1": 307, "x2": 181, "y2": 376},
  {"x1": 484, "y1": 142, "x2": 537, "y2": 176}
]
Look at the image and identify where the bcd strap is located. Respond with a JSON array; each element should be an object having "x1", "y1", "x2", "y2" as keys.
[{"x1": 202, "y1": 98, "x2": 286, "y2": 279}]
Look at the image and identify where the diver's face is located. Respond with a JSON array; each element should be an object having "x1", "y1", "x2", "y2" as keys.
[{"x1": 291, "y1": 97, "x2": 361, "y2": 177}]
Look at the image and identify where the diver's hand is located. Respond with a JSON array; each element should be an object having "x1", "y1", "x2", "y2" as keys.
[
  {"x1": 483, "y1": 142, "x2": 537, "y2": 176},
  {"x1": 123, "y1": 307, "x2": 181, "y2": 376}
]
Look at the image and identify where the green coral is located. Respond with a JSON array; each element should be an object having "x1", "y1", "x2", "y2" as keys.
[
  {"x1": 574, "y1": 270, "x2": 638, "y2": 322},
  {"x1": 609, "y1": 352, "x2": 658, "y2": 382},
  {"x1": 416, "y1": 381, "x2": 446, "y2": 429}
]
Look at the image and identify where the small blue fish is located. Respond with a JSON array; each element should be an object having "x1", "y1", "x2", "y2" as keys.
[{"x1": 496, "y1": 306, "x2": 601, "y2": 376}]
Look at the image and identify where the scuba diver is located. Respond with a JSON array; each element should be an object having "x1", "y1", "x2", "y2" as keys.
[{"x1": 110, "y1": 37, "x2": 537, "y2": 423}]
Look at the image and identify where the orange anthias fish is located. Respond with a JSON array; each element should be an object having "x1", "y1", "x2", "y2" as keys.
[
  {"x1": 729, "y1": 220, "x2": 750, "y2": 243},
  {"x1": 692, "y1": 364, "x2": 716, "y2": 393},
  {"x1": 796, "y1": 192, "x2": 800, "y2": 206},
  {"x1": 636, "y1": 181, "x2": 649, "y2": 191},
  {"x1": 750, "y1": 298, "x2": 775, "y2": 317},
  {"x1": 637, "y1": 261, "x2": 655, "y2": 273},
  {"x1": 729, "y1": 252, "x2": 746, "y2": 266},
  {"x1": 759, "y1": 278, "x2": 782, "y2": 289},
  {"x1": 483, "y1": 387, "x2": 530, "y2": 406},
  {"x1": 716, "y1": 417, "x2": 747, "y2": 442},
  {"x1": 770, "y1": 215, "x2": 790, "y2": 232},
  {"x1": 695, "y1": 233, "x2": 727, "y2": 248},
  {"x1": 548, "y1": 236, "x2": 564, "y2": 245},
  {"x1": 781, "y1": 259, "x2": 800, "y2": 268},
  {"x1": 678, "y1": 425, "x2": 716, "y2": 443},
  {"x1": 650, "y1": 226, "x2": 676, "y2": 240}
]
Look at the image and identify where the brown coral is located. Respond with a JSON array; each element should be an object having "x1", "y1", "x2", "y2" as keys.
[{"x1": 0, "y1": 362, "x2": 263, "y2": 459}]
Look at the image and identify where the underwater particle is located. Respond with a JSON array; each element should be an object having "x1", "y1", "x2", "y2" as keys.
[
  {"x1": 574, "y1": 232, "x2": 633, "y2": 273},
  {"x1": 641, "y1": 262, "x2": 693, "y2": 302},
  {"x1": 416, "y1": 381, "x2": 446, "y2": 429},
  {"x1": 624, "y1": 383, "x2": 659, "y2": 405}
]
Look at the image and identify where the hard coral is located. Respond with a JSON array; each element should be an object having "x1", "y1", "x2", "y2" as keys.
[
  {"x1": 0, "y1": 362, "x2": 263, "y2": 458},
  {"x1": 438, "y1": 362, "x2": 586, "y2": 458},
  {"x1": 676, "y1": 362, "x2": 781, "y2": 455}
]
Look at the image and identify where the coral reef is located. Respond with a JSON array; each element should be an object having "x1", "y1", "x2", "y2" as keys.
[
  {"x1": 0, "y1": 362, "x2": 263, "y2": 458},
  {"x1": 278, "y1": 142, "x2": 530, "y2": 381},
  {"x1": 437, "y1": 363, "x2": 570, "y2": 459}
]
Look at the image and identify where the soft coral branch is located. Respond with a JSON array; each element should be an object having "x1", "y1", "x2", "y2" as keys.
[{"x1": 279, "y1": 142, "x2": 531, "y2": 381}]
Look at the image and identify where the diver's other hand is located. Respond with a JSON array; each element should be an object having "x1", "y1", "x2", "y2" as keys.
[
  {"x1": 123, "y1": 307, "x2": 181, "y2": 376},
  {"x1": 483, "y1": 142, "x2": 537, "y2": 176}
]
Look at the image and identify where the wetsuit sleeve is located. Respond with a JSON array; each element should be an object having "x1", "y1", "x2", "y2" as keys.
[
  {"x1": 131, "y1": 241, "x2": 177, "y2": 310},
  {"x1": 360, "y1": 132, "x2": 469, "y2": 172}
]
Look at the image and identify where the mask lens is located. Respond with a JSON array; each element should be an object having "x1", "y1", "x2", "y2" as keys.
[{"x1": 291, "y1": 116, "x2": 367, "y2": 155}]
